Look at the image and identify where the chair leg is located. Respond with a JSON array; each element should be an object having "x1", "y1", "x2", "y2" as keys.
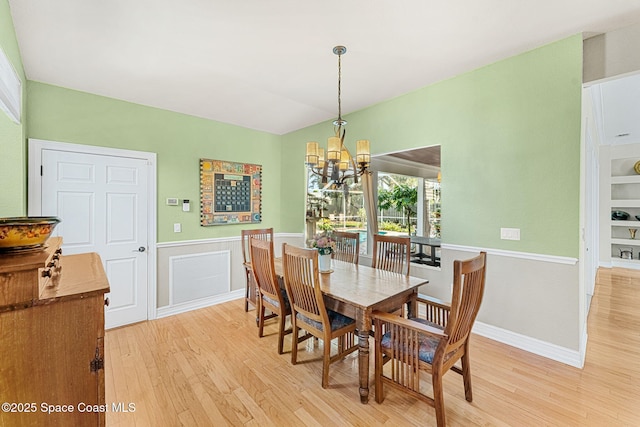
[
  {"x1": 244, "y1": 278, "x2": 250, "y2": 312},
  {"x1": 374, "y1": 336, "x2": 384, "y2": 403},
  {"x1": 291, "y1": 322, "x2": 299, "y2": 365},
  {"x1": 322, "y1": 340, "x2": 331, "y2": 388},
  {"x1": 257, "y1": 301, "x2": 265, "y2": 338},
  {"x1": 432, "y1": 368, "x2": 446, "y2": 427},
  {"x1": 461, "y1": 350, "x2": 473, "y2": 402},
  {"x1": 277, "y1": 312, "x2": 286, "y2": 354}
]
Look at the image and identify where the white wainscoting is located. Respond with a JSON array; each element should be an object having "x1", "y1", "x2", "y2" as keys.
[
  {"x1": 435, "y1": 245, "x2": 584, "y2": 368},
  {"x1": 155, "y1": 234, "x2": 586, "y2": 368},
  {"x1": 156, "y1": 232, "x2": 304, "y2": 318},
  {"x1": 171, "y1": 250, "x2": 230, "y2": 302}
]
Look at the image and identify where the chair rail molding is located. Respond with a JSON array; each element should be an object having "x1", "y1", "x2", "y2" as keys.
[
  {"x1": 156, "y1": 232, "x2": 304, "y2": 248},
  {"x1": 441, "y1": 243, "x2": 578, "y2": 265}
]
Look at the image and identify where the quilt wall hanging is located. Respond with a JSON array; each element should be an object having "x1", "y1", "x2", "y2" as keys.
[{"x1": 200, "y1": 159, "x2": 262, "y2": 226}]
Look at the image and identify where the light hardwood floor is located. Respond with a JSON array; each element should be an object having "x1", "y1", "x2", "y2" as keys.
[{"x1": 105, "y1": 268, "x2": 640, "y2": 426}]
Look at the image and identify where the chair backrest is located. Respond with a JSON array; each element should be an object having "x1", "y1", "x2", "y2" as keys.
[
  {"x1": 281, "y1": 243, "x2": 328, "y2": 327},
  {"x1": 445, "y1": 251, "x2": 487, "y2": 353},
  {"x1": 332, "y1": 231, "x2": 360, "y2": 264},
  {"x1": 371, "y1": 234, "x2": 411, "y2": 275},
  {"x1": 249, "y1": 238, "x2": 281, "y2": 301},
  {"x1": 241, "y1": 228, "x2": 273, "y2": 264}
]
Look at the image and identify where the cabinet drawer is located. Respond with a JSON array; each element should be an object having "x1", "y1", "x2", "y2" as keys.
[
  {"x1": 38, "y1": 246, "x2": 63, "y2": 294},
  {"x1": 0, "y1": 239, "x2": 62, "y2": 310}
]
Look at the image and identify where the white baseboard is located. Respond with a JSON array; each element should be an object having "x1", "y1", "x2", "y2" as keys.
[
  {"x1": 472, "y1": 321, "x2": 583, "y2": 368},
  {"x1": 155, "y1": 288, "x2": 587, "y2": 368},
  {"x1": 156, "y1": 289, "x2": 245, "y2": 319},
  {"x1": 579, "y1": 323, "x2": 588, "y2": 368}
]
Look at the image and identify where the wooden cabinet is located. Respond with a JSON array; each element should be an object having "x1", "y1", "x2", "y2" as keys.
[{"x1": 0, "y1": 238, "x2": 110, "y2": 426}]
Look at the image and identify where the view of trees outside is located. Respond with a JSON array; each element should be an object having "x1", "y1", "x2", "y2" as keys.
[
  {"x1": 307, "y1": 175, "x2": 364, "y2": 228},
  {"x1": 377, "y1": 172, "x2": 441, "y2": 238},
  {"x1": 377, "y1": 173, "x2": 418, "y2": 235},
  {"x1": 306, "y1": 170, "x2": 441, "y2": 253}
]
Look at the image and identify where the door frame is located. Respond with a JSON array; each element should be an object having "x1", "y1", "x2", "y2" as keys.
[{"x1": 27, "y1": 138, "x2": 158, "y2": 323}]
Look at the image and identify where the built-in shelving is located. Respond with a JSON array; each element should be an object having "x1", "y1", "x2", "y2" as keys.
[
  {"x1": 609, "y1": 154, "x2": 640, "y2": 268},
  {"x1": 611, "y1": 238, "x2": 640, "y2": 246},
  {"x1": 611, "y1": 175, "x2": 640, "y2": 185},
  {"x1": 611, "y1": 219, "x2": 640, "y2": 226},
  {"x1": 611, "y1": 258, "x2": 640, "y2": 268}
]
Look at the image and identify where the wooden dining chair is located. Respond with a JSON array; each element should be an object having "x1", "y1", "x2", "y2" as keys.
[
  {"x1": 371, "y1": 251, "x2": 487, "y2": 427},
  {"x1": 281, "y1": 243, "x2": 358, "y2": 388},
  {"x1": 372, "y1": 234, "x2": 411, "y2": 275},
  {"x1": 249, "y1": 238, "x2": 292, "y2": 354},
  {"x1": 332, "y1": 230, "x2": 360, "y2": 264},
  {"x1": 241, "y1": 228, "x2": 273, "y2": 312}
]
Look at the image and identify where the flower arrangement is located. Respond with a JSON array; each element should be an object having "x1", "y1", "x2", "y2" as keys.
[{"x1": 308, "y1": 232, "x2": 336, "y2": 255}]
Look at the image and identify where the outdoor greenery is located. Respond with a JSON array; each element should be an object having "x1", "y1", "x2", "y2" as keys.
[
  {"x1": 378, "y1": 183, "x2": 418, "y2": 236},
  {"x1": 379, "y1": 221, "x2": 406, "y2": 232}
]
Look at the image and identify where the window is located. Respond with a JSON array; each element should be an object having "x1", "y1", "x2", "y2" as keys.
[
  {"x1": 372, "y1": 145, "x2": 441, "y2": 240},
  {"x1": 305, "y1": 173, "x2": 367, "y2": 253},
  {"x1": 425, "y1": 179, "x2": 441, "y2": 238},
  {"x1": 306, "y1": 145, "x2": 441, "y2": 255},
  {"x1": 377, "y1": 172, "x2": 418, "y2": 235}
]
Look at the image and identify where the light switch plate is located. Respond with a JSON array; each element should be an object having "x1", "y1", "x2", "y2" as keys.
[
  {"x1": 500, "y1": 227, "x2": 520, "y2": 240},
  {"x1": 173, "y1": 223, "x2": 181, "y2": 233}
]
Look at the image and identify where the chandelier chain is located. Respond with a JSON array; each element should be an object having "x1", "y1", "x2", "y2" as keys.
[
  {"x1": 304, "y1": 45, "x2": 369, "y2": 190},
  {"x1": 337, "y1": 51, "x2": 342, "y2": 124}
]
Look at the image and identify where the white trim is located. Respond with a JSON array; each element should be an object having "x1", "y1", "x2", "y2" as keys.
[
  {"x1": 472, "y1": 321, "x2": 583, "y2": 368},
  {"x1": 441, "y1": 243, "x2": 578, "y2": 265},
  {"x1": 156, "y1": 232, "x2": 304, "y2": 248},
  {"x1": 28, "y1": 138, "x2": 156, "y2": 159},
  {"x1": 579, "y1": 323, "x2": 588, "y2": 368},
  {"x1": 156, "y1": 289, "x2": 244, "y2": 319},
  {"x1": 27, "y1": 138, "x2": 158, "y2": 322},
  {"x1": 0, "y1": 45, "x2": 21, "y2": 124}
]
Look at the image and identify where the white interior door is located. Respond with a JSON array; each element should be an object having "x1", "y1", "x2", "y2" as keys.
[{"x1": 40, "y1": 148, "x2": 149, "y2": 329}]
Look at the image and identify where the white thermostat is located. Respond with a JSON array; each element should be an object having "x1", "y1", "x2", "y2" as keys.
[
  {"x1": 166, "y1": 198, "x2": 179, "y2": 206},
  {"x1": 182, "y1": 199, "x2": 190, "y2": 212}
]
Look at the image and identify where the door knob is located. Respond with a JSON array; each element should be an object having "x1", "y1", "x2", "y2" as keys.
[{"x1": 134, "y1": 246, "x2": 146, "y2": 252}]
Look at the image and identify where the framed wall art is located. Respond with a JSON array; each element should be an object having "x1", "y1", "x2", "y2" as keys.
[{"x1": 200, "y1": 159, "x2": 262, "y2": 226}]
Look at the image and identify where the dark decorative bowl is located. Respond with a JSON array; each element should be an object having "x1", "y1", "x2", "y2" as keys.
[
  {"x1": 0, "y1": 217, "x2": 61, "y2": 252},
  {"x1": 612, "y1": 210, "x2": 630, "y2": 220},
  {"x1": 636, "y1": 215, "x2": 640, "y2": 222}
]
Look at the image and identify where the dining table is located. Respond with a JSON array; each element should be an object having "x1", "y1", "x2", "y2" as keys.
[{"x1": 273, "y1": 257, "x2": 428, "y2": 403}]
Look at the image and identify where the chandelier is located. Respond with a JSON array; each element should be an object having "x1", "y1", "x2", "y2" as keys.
[{"x1": 305, "y1": 46, "x2": 370, "y2": 189}]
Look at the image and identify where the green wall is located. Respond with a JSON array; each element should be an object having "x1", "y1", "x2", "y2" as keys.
[
  {"x1": 27, "y1": 82, "x2": 282, "y2": 242},
  {"x1": 282, "y1": 35, "x2": 583, "y2": 258},
  {"x1": 0, "y1": 0, "x2": 27, "y2": 216},
  {"x1": 6, "y1": 22, "x2": 583, "y2": 256}
]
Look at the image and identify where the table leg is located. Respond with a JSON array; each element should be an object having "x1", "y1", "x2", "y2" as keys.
[{"x1": 357, "y1": 328, "x2": 370, "y2": 403}]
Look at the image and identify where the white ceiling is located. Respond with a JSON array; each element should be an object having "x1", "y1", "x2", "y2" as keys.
[{"x1": 8, "y1": 0, "x2": 640, "y2": 135}]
